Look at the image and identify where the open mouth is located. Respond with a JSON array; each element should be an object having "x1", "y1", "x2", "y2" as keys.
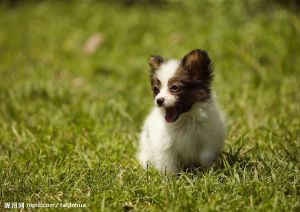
[{"x1": 165, "y1": 107, "x2": 180, "y2": 123}]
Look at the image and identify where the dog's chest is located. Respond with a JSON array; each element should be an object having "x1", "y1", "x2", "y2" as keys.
[{"x1": 168, "y1": 120, "x2": 204, "y2": 160}]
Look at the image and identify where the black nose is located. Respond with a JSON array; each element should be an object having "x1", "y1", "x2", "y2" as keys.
[{"x1": 156, "y1": 98, "x2": 164, "y2": 106}]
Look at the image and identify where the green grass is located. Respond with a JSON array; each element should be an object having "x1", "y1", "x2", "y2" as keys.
[{"x1": 0, "y1": 0, "x2": 299, "y2": 211}]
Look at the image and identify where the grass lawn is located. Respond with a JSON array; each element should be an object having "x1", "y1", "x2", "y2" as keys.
[{"x1": 0, "y1": 0, "x2": 299, "y2": 211}]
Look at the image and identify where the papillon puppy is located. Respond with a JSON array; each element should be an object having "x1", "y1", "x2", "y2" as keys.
[{"x1": 137, "y1": 49, "x2": 226, "y2": 173}]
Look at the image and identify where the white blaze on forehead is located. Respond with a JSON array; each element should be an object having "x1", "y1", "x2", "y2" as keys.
[
  {"x1": 155, "y1": 60, "x2": 180, "y2": 108},
  {"x1": 156, "y1": 60, "x2": 180, "y2": 87}
]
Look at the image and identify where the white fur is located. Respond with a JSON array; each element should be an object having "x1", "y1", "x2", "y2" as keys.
[{"x1": 137, "y1": 60, "x2": 226, "y2": 173}]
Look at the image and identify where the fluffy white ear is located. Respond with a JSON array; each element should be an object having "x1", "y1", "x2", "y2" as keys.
[
  {"x1": 148, "y1": 55, "x2": 164, "y2": 72},
  {"x1": 181, "y1": 49, "x2": 213, "y2": 82}
]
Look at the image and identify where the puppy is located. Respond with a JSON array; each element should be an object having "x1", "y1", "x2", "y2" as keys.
[{"x1": 137, "y1": 49, "x2": 226, "y2": 173}]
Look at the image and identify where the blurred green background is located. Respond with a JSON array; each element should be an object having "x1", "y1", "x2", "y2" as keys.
[{"x1": 0, "y1": 0, "x2": 299, "y2": 211}]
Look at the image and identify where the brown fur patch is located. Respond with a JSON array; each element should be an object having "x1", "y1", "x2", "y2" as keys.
[
  {"x1": 148, "y1": 55, "x2": 164, "y2": 98},
  {"x1": 181, "y1": 49, "x2": 213, "y2": 84},
  {"x1": 148, "y1": 55, "x2": 164, "y2": 72},
  {"x1": 165, "y1": 49, "x2": 213, "y2": 114},
  {"x1": 151, "y1": 78, "x2": 161, "y2": 97}
]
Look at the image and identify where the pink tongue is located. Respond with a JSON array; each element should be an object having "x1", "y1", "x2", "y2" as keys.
[{"x1": 165, "y1": 107, "x2": 178, "y2": 123}]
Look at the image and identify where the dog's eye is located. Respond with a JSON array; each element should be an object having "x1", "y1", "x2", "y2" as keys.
[
  {"x1": 170, "y1": 85, "x2": 180, "y2": 92},
  {"x1": 153, "y1": 86, "x2": 159, "y2": 94}
]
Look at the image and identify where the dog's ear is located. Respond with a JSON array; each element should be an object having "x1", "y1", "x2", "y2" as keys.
[
  {"x1": 181, "y1": 49, "x2": 213, "y2": 82},
  {"x1": 148, "y1": 55, "x2": 164, "y2": 72}
]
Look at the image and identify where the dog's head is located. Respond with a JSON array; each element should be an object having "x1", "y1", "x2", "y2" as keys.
[{"x1": 149, "y1": 49, "x2": 213, "y2": 123}]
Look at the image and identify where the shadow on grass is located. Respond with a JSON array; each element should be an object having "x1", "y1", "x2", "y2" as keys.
[
  {"x1": 180, "y1": 145, "x2": 252, "y2": 176},
  {"x1": 215, "y1": 146, "x2": 250, "y2": 170},
  {"x1": 212, "y1": 146, "x2": 252, "y2": 177}
]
